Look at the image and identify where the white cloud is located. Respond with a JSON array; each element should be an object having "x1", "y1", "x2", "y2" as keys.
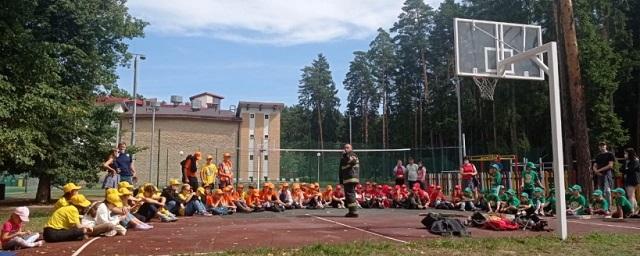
[{"x1": 127, "y1": 0, "x2": 443, "y2": 45}]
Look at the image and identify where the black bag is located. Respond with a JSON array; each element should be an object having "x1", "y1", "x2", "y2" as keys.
[
  {"x1": 469, "y1": 211, "x2": 488, "y2": 227},
  {"x1": 180, "y1": 155, "x2": 197, "y2": 181},
  {"x1": 421, "y1": 212, "x2": 444, "y2": 229},
  {"x1": 430, "y1": 219, "x2": 470, "y2": 237}
]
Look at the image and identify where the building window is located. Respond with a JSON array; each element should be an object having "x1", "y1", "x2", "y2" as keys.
[
  {"x1": 250, "y1": 113, "x2": 255, "y2": 118},
  {"x1": 249, "y1": 155, "x2": 254, "y2": 160},
  {"x1": 264, "y1": 114, "x2": 269, "y2": 119},
  {"x1": 264, "y1": 155, "x2": 269, "y2": 161},
  {"x1": 250, "y1": 134, "x2": 255, "y2": 140},
  {"x1": 264, "y1": 134, "x2": 269, "y2": 139}
]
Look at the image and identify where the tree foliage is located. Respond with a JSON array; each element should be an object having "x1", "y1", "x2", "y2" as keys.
[{"x1": 0, "y1": 0, "x2": 146, "y2": 202}]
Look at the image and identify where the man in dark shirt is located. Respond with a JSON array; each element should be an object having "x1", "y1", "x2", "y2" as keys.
[
  {"x1": 593, "y1": 142, "x2": 615, "y2": 203},
  {"x1": 340, "y1": 144, "x2": 360, "y2": 218}
]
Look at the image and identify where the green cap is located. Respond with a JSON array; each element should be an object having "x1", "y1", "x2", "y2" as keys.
[
  {"x1": 490, "y1": 163, "x2": 502, "y2": 170},
  {"x1": 570, "y1": 184, "x2": 582, "y2": 192},
  {"x1": 526, "y1": 162, "x2": 537, "y2": 170},
  {"x1": 592, "y1": 189, "x2": 603, "y2": 196},
  {"x1": 506, "y1": 189, "x2": 516, "y2": 196},
  {"x1": 520, "y1": 192, "x2": 529, "y2": 198},
  {"x1": 464, "y1": 187, "x2": 472, "y2": 194},
  {"x1": 533, "y1": 187, "x2": 544, "y2": 194},
  {"x1": 612, "y1": 188, "x2": 626, "y2": 195}
]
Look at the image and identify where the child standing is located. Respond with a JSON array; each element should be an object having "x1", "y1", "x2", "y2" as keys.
[
  {"x1": 489, "y1": 164, "x2": 503, "y2": 189},
  {"x1": 1, "y1": 207, "x2": 43, "y2": 250},
  {"x1": 521, "y1": 162, "x2": 542, "y2": 197},
  {"x1": 567, "y1": 185, "x2": 587, "y2": 216}
]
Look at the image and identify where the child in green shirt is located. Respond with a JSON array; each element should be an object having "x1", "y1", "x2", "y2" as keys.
[
  {"x1": 517, "y1": 192, "x2": 533, "y2": 215},
  {"x1": 498, "y1": 189, "x2": 520, "y2": 214},
  {"x1": 521, "y1": 162, "x2": 542, "y2": 197},
  {"x1": 567, "y1": 184, "x2": 587, "y2": 216},
  {"x1": 485, "y1": 188, "x2": 501, "y2": 213},
  {"x1": 532, "y1": 187, "x2": 546, "y2": 215},
  {"x1": 543, "y1": 188, "x2": 556, "y2": 215},
  {"x1": 611, "y1": 188, "x2": 633, "y2": 219},
  {"x1": 587, "y1": 189, "x2": 609, "y2": 216},
  {"x1": 489, "y1": 164, "x2": 503, "y2": 190},
  {"x1": 457, "y1": 187, "x2": 477, "y2": 211}
]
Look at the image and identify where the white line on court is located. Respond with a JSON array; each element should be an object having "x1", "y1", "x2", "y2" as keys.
[
  {"x1": 568, "y1": 220, "x2": 640, "y2": 230},
  {"x1": 71, "y1": 237, "x2": 101, "y2": 256},
  {"x1": 307, "y1": 214, "x2": 409, "y2": 244}
]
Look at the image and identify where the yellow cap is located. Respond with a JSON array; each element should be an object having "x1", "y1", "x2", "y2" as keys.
[
  {"x1": 118, "y1": 181, "x2": 134, "y2": 189},
  {"x1": 197, "y1": 187, "x2": 205, "y2": 195},
  {"x1": 118, "y1": 188, "x2": 132, "y2": 196},
  {"x1": 214, "y1": 189, "x2": 224, "y2": 195},
  {"x1": 106, "y1": 193, "x2": 123, "y2": 208},
  {"x1": 168, "y1": 179, "x2": 181, "y2": 186},
  {"x1": 63, "y1": 183, "x2": 82, "y2": 193},
  {"x1": 69, "y1": 194, "x2": 91, "y2": 207},
  {"x1": 105, "y1": 188, "x2": 119, "y2": 195}
]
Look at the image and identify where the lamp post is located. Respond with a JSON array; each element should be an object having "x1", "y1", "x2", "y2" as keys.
[
  {"x1": 148, "y1": 100, "x2": 160, "y2": 183},
  {"x1": 130, "y1": 53, "x2": 146, "y2": 146},
  {"x1": 316, "y1": 152, "x2": 321, "y2": 183}
]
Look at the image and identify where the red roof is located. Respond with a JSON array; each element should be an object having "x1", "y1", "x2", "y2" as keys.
[{"x1": 189, "y1": 92, "x2": 224, "y2": 100}]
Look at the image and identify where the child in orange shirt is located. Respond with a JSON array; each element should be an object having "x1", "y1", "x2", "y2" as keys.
[
  {"x1": 321, "y1": 185, "x2": 334, "y2": 208},
  {"x1": 451, "y1": 185, "x2": 464, "y2": 205},
  {"x1": 304, "y1": 183, "x2": 323, "y2": 209},
  {"x1": 208, "y1": 189, "x2": 231, "y2": 215},
  {"x1": 222, "y1": 186, "x2": 238, "y2": 214},
  {"x1": 246, "y1": 187, "x2": 265, "y2": 212},
  {"x1": 291, "y1": 184, "x2": 305, "y2": 209},
  {"x1": 230, "y1": 185, "x2": 252, "y2": 213}
]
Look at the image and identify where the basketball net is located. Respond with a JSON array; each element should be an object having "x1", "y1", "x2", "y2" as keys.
[{"x1": 473, "y1": 76, "x2": 498, "y2": 101}]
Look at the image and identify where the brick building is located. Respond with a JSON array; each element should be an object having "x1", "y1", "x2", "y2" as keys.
[{"x1": 113, "y1": 92, "x2": 283, "y2": 186}]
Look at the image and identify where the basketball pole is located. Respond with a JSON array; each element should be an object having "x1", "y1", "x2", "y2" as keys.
[{"x1": 499, "y1": 42, "x2": 567, "y2": 240}]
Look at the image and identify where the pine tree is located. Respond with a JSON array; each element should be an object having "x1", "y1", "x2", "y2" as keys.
[
  {"x1": 298, "y1": 54, "x2": 340, "y2": 149},
  {"x1": 368, "y1": 28, "x2": 397, "y2": 148},
  {"x1": 344, "y1": 51, "x2": 379, "y2": 145}
]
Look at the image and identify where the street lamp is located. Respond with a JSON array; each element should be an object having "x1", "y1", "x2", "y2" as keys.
[
  {"x1": 147, "y1": 100, "x2": 160, "y2": 183},
  {"x1": 130, "y1": 53, "x2": 146, "y2": 146},
  {"x1": 316, "y1": 152, "x2": 321, "y2": 183}
]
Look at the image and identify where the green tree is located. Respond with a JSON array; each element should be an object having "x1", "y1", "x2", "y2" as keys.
[
  {"x1": 391, "y1": 0, "x2": 435, "y2": 148},
  {"x1": 0, "y1": 0, "x2": 146, "y2": 202},
  {"x1": 298, "y1": 54, "x2": 341, "y2": 149},
  {"x1": 344, "y1": 51, "x2": 379, "y2": 145},
  {"x1": 368, "y1": 28, "x2": 397, "y2": 148}
]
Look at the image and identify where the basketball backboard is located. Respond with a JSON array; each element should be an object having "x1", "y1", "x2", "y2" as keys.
[{"x1": 454, "y1": 18, "x2": 544, "y2": 80}]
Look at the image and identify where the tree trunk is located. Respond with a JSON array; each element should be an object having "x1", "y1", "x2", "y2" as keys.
[
  {"x1": 637, "y1": 82, "x2": 640, "y2": 149},
  {"x1": 35, "y1": 175, "x2": 52, "y2": 204},
  {"x1": 554, "y1": 0, "x2": 576, "y2": 184},
  {"x1": 382, "y1": 84, "x2": 388, "y2": 149},
  {"x1": 559, "y1": 0, "x2": 592, "y2": 194},
  {"x1": 421, "y1": 51, "x2": 429, "y2": 148},
  {"x1": 414, "y1": 100, "x2": 418, "y2": 148},
  {"x1": 316, "y1": 103, "x2": 324, "y2": 150},
  {"x1": 363, "y1": 100, "x2": 369, "y2": 144}
]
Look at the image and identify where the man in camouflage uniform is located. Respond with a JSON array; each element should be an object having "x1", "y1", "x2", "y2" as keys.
[{"x1": 340, "y1": 144, "x2": 360, "y2": 218}]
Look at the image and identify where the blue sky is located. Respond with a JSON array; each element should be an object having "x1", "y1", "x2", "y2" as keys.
[{"x1": 116, "y1": 0, "x2": 443, "y2": 110}]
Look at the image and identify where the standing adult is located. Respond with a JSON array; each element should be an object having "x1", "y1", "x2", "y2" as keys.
[
  {"x1": 459, "y1": 156, "x2": 478, "y2": 198},
  {"x1": 405, "y1": 158, "x2": 419, "y2": 189},
  {"x1": 200, "y1": 155, "x2": 218, "y2": 188},
  {"x1": 340, "y1": 144, "x2": 360, "y2": 218},
  {"x1": 620, "y1": 148, "x2": 640, "y2": 213},
  {"x1": 593, "y1": 142, "x2": 616, "y2": 203},
  {"x1": 393, "y1": 160, "x2": 406, "y2": 186},
  {"x1": 416, "y1": 160, "x2": 427, "y2": 189},
  {"x1": 182, "y1": 152, "x2": 201, "y2": 191},
  {"x1": 114, "y1": 143, "x2": 136, "y2": 185},
  {"x1": 218, "y1": 152, "x2": 234, "y2": 189},
  {"x1": 102, "y1": 149, "x2": 120, "y2": 189}
]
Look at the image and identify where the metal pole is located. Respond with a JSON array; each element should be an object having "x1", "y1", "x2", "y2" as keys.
[
  {"x1": 257, "y1": 147, "x2": 262, "y2": 190},
  {"x1": 548, "y1": 42, "x2": 567, "y2": 240},
  {"x1": 317, "y1": 152, "x2": 321, "y2": 182},
  {"x1": 165, "y1": 148, "x2": 169, "y2": 185},
  {"x1": 462, "y1": 133, "x2": 467, "y2": 156},
  {"x1": 156, "y1": 128, "x2": 161, "y2": 186},
  {"x1": 149, "y1": 107, "x2": 156, "y2": 183},
  {"x1": 456, "y1": 77, "x2": 463, "y2": 165},
  {"x1": 131, "y1": 55, "x2": 138, "y2": 146}
]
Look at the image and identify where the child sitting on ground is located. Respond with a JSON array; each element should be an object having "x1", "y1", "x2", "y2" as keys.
[
  {"x1": 178, "y1": 184, "x2": 211, "y2": 216},
  {"x1": 413, "y1": 184, "x2": 430, "y2": 209},
  {"x1": 291, "y1": 184, "x2": 305, "y2": 209},
  {"x1": 611, "y1": 188, "x2": 633, "y2": 219},
  {"x1": 430, "y1": 186, "x2": 452, "y2": 209},
  {"x1": 451, "y1": 185, "x2": 463, "y2": 206},
  {"x1": 498, "y1": 189, "x2": 520, "y2": 214},
  {"x1": 54, "y1": 183, "x2": 82, "y2": 210},
  {"x1": 543, "y1": 188, "x2": 556, "y2": 216},
  {"x1": 355, "y1": 184, "x2": 365, "y2": 208},
  {"x1": 531, "y1": 187, "x2": 546, "y2": 216},
  {"x1": 567, "y1": 185, "x2": 587, "y2": 216},
  {"x1": 391, "y1": 185, "x2": 406, "y2": 208},
  {"x1": 331, "y1": 185, "x2": 346, "y2": 209},
  {"x1": 246, "y1": 187, "x2": 265, "y2": 212},
  {"x1": 1, "y1": 207, "x2": 43, "y2": 250},
  {"x1": 44, "y1": 195, "x2": 94, "y2": 243},
  {"x1": 587, "y1": 189, "x2": 610, "y2": 216},
  {"x1": 261, "y1": 183, "x2": 286, "y2": 212},
  {"x1": 222, "y1": 186, "x2": 238, "y2": 214},
  {"x1": 485, "y1": 188, "x2": 501, "y2": 213},
  {"x1": 517, "y1": 192, "x2": 533, "y2": 215},
  {"x1": 207, "y1": 189, "x2": 231, "y2": 215},
  {"x1": 321, "y1": 185, "x2": 334, "y2": 208},
  {"x1": 303, "y1": 183, "x2": 323, "y2": 209},
  {"x1": 457, "y1": 188, "x2": 476, "y2": 211},
  {"x1": 278, "y1": 183, "x2": 294, "y2": 209}
]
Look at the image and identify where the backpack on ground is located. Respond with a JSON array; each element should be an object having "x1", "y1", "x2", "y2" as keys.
[
  {"x1": 430, "y1": 219, "x2": 470, "y2": 237},
  {"x1": 484, "y1": 216, "x2": 519, "y2": 231},
  {"x1": 468, "y1": 211, "x2": 488, "y2": 227},
  {"x1": 421, "y1": 212, "x2": 444, "y2": 229}
]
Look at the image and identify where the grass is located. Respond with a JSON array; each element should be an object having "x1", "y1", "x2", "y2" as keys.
[{"x1": 213, "y1": 233, "x2": 640, "y2": 256}]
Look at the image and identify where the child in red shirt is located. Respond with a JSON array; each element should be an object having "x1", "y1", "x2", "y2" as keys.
[
  {"x1": 430, "y1": 185, "x2": 453, "y2": 209},
  {"x1": 451, "y1": 185, "x2": 464, "y2": 204},
  {"x1": 1, "y1": 207, "x2": 43, "y2": 250}
]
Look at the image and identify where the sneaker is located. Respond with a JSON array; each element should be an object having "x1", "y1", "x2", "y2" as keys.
[
  {"x1": 135, "y1": 223, "x2": 153, "y2": 231},
  {"x1": 160, "y1": 216, "x2": 171, "y2": 223},
  {"x1": 345, "y1": 212, "x2": 359, "y2": 218},
  {"x1": 104, "y1": 230, "x2": 117, "y2": 237}
]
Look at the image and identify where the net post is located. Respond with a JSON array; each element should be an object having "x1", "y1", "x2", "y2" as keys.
[{"x1": 548, "y1": 42, "x2": 567, "y2": 240}]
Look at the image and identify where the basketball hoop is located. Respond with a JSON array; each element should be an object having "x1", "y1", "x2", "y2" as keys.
[{"x1": 472, "y1": 76, "x2": 498, "y2": 101}]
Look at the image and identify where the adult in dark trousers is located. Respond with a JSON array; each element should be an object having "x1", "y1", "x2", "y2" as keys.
[
  {"x1": 593, "y1": 141, "x2": 616, "y2": 204},
  {"x1": 114, "y1": 143, "x2": 136, "y2": 184},
  {"x1": 182, "y1": 151, "x2": 202, "y2": 191},
  {"x1": 340, "y1": 144, "x2": 360, "y2": 218}
]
